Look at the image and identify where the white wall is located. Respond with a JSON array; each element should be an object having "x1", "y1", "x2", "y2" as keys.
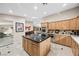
[
  {"x1": 42, "y1": 6, "x2": 79, "y2": 22},
  {"x1": 0, "y1": 14, "x2": 26, "y2": 55},
  {"x1": 12, "y1": 16, "x2": 25, "y2": 55}
]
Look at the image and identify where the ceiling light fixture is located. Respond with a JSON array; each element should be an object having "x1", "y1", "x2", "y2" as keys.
[
  {"x1": 32, "y1": 17, "x2": 38, "y2": 19},
  {"x1": 34, "y1": 6, "x2": 38, "y2": 10},
  {"x1": 24, "y1": 14, "x2": 27, "y2": 17},
  {"x1": 43, "y1": 12, "x2": 47, "y2": 15},
  {"x1": 9, "y1": 9, "x2": 13, "y2": 14},
  {"x1": 63, "y1": 4, "x2": 67, "y2": 7}
]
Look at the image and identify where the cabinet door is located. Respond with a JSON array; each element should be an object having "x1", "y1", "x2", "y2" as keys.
[
  {"x1": 48, "y1": 23, "x2": 52, "y2": 30},
  {"x1": 66, "y1": 36, "x2": 72, "y2": 47},
  {"x1": 51, "y1": 22, "x2": 56, "y2": 30},
  {"x1": 61, "y1": 20, "x2": 69, "y2": 30},
  {"x1": 55, "y1": 22, "x2": 62, "y2": 29},
  {"x1": 64, "y1": 20, "x2": 69, "y2": 30},
  {"x1": 76, "y1": 16, "x2": 79, "y2": 30},
  {"x1": 58, "y1": 22, "x2": 62, "y2": 29},
  {"x1": 69, "y1": 19, "x2": 76, "y2": 30},
  {"x1": 23, "y1": 38, "x2": 28, "y2": 51},
  {"x1": 31, "y1": 44, "x2": 39, "y2": 56},
  {"x1": 61, "y1": 21, "x2": 65, "y2": 30},
  {"x1": 27, "y1": 40, "x2": 32, "y2": 55},
  {"x1": 55, "y1": 22, "x2": 59, "y2": 29}
]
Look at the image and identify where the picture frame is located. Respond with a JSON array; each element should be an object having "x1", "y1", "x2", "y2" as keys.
[{"x1": 15, "y1": 22, "x2": 24, "y2": 32}]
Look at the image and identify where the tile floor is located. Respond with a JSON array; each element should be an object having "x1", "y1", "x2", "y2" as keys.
[
  {"x1": 0, "y1": 43, "x2": 73, "y2": 56},
  {"x1": 47, "y1": 43, "x2": 73, "y2": 56},
  {"x1": 0, "y1": 36, "x2": 73, "y2": 56}
]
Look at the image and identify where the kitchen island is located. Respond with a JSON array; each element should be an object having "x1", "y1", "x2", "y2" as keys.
[{"x1": 23, "y1": 34, "x2": 51, "y2": 56}]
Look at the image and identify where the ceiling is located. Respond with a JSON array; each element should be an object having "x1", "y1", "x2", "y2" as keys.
[{"x1": 0, "y1": 3, "x2": 79, "y2": 20}]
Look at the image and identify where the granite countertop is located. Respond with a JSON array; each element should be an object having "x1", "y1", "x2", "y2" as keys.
[
  {"x1": 71, "y1": 35, "x2": 79, "y2": 45},
  {"x1": 23, "y1": 34, "x2": 49, "y2": 43}
]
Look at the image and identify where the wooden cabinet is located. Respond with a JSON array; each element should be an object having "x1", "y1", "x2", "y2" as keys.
[
  {"x1": 76, "y1": 16, "x2": 79, "y2": 30},
  {"x1": 23, "y1": 38, "x2": 28, "y2": 51},
  {"x1": 23, "y1": 37, "x2": 51, "y2": 56},
  {"x1": 54, "y1": 35, "x2": 72, "y2": 47},
  {"x1": 45, "y1": 16, "x2": 79, "y2": 30},
  {"x1": 71, "y1": 39, "x2": 79, "y2": 56},
  {"x1": 65, "y1": 36, "x2": 72, "y2": 47},
  {"x1": 62, "y1": 20, "x2": 69, "y2": 30},
  {"x1": 27, "y1": 39, "x2": 32, "y2": 55},
  {"x1": 69, "y1": 18, "x2": 76, "y2": 30},
  {"x1": 55, "y1": 22, "x2": 62, "y2": 29},
  {"x1": 55, "y1": 22, "x2": 58, "y2": 29},
  {"x1": 51, "y1": 22, "x2": 56, "y2": 30},
  {"x1": 48, "y1": 23, "x2": 51, "y2": 30},
  {"x1": 40, "y1": 37, "x2": 51, "y2": 56},
  {"x1": 31, "y1": 44, "x2": 39, "y2": 56},
  {"x1": 48, "y1": 22, "x2": 56, "y2": 30},
  {"x1": 54, "y1": 35, "x2": 79, "y2": 56}
]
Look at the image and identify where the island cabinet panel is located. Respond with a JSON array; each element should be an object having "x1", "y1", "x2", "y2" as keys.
[
  {"x1": 69, "y1": 18, "x2": 76, "y2": 30},
  {"x1": 31, "y1": 44, "x2": 40, "y2": 56},
  {"x1": 27, "y1": 39, "x2": 40, "y2": 56},
  {"x1": 23, "y1": 38, "x2": 28, "y2": 51},
  {"x1": 23, "y1": 37, "x2": 51, "y2": 56},
  {"x1": 39, "y1": 37, "x2": 51, "y2": 56},
  {"x1": 76, "y1": 16, "x2": 79, "y2": 30}
]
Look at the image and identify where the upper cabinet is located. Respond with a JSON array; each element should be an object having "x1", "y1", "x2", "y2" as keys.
[
  {"x1": 55, "y1": 21, "x2": 62, "y2": 30},
  {"x1": 48, "y1": 22, "x2": 56, "y2": 30},
  {"x1": 69, "y1": 18, "x2": 76, "y2": 30},
  {"x1": 76, "y1": 16, "x2": 79, "y2": 30},
  {"x1": 61, "y1": 20, "x2": 69, "y2": 30},
  {"x1": 51, "y1": 22, "x2": 56, "y2": 30},
  {"x1": 41, "y1": 16, "x2": 79, "y2": 30}
]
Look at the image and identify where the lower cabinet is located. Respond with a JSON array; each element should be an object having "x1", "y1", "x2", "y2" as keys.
[
  {"x1": 54, "y1": 35, "x2": 72, "y2": 47},
  {"x1": 23, "y1": 37, "x2": 51, "y2": 56},
  {"x1": 54, "y1": 35, "x2": 79, "y2": 56},
  {"x1": 72, "y1": 39, "x2": 79, "y2": 56}
]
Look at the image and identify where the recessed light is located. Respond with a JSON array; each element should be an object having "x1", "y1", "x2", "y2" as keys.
[
  {"x1": 63, "y1": 4, "x2": 67, "y2": 7},
  {"x1": 34, "y1": 6, "x2": 38, "y2": 10},
  {"x1": 32, "y1": 17, "x2": 38, "y2": 19},
  {"x1": 43, "y1": 12, "x2": 47, "y2": 15},
  {"x1": 24, "y1": 14, "x2": 27, "y2": 17},
  {"x1": 9, "y1": 9, "x2": 13, "y2": 13}
]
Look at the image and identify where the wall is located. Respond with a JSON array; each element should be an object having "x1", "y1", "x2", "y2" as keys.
[
  {"x1": 12, "y1": 16, "x2": 25, "y2": 55},
  {"x1": 42, "y1": 6, "x2": 79, "y2": 22},
  {"x1": 0, "y1": 25, "x2": 13, "y2": 33},
  {"x1": 0, "y1": 14, "x2": 26, "y2": 55}
]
